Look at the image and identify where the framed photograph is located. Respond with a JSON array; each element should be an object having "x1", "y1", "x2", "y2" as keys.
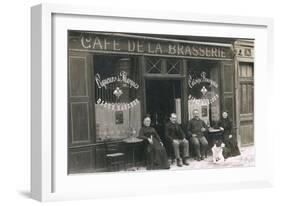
[{"x1": 31, "y1": 3, "x2": 274, "y2": 201}]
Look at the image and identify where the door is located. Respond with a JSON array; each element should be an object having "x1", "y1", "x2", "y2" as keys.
[{"x1": 238, "y1": 62, "x2": 254, "y2": 145}]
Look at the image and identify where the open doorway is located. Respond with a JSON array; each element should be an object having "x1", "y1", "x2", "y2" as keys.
[{"x1": 145, "y1": 80, "x2": 182, "y2": 138}]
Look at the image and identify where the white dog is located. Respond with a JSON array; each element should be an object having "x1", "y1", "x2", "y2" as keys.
[{"x1": 212, "y1": 140, "x2": 225, "y2": 164}]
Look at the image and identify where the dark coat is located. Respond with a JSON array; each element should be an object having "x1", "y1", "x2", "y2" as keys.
[
  {"x1": 138, "y1": 126, "x2": 162, "y2": 143},
  {"x1": 187, "y1": 118, "x2": 208, "y2": 138},
  {"x1": 218, "y1": 118, "x2": 241, "y2": 157},
  {"x1": 218, "y1": 118, "x2": 232, "y2": 139},
  {"x1": 164, "y1": 121, "x2": 186, "y2": 143}
]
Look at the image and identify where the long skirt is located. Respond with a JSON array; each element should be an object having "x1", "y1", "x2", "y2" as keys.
[
  {"x1": 223, "y1": 135, "x2": 241, "y2": 157},
  {"x1": 145, "y1": 137, "x2": 170, "y2": 170}
]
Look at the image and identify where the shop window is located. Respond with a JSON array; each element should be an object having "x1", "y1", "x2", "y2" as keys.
[
  {"x1": 187, "y1": 60, "x2": 220, "y2": 125},
  {"x1": 94, "y1": 55, "x2": 141, "y2": 142}
]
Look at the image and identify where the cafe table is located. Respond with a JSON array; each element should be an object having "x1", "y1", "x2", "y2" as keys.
[{"x1": 123, "y1": 137, "x2": 143, "y2": 170}]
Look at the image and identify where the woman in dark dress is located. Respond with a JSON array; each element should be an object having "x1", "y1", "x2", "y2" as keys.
[
  {"x1": 218, "y1": 112, "x2": 241, "y2": 157},
  {"x1": 138, "y1": 115, "x2": 170, "y2": 170}
]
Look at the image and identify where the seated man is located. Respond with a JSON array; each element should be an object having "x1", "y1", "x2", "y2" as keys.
[
  {"x1": 164, "y1": 113, "x2": 189, "y2": 167},
  {"x1": 187, "y1": 109, "x2": 209, "y2": 161}
]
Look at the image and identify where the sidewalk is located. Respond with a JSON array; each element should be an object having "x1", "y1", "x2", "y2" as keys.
[
  {"x1": 170, "y1": 145, "x2": 255, "y2": 170},
  {"x1": 131, "y1": 145, "x2": 255, "y2": 171}
]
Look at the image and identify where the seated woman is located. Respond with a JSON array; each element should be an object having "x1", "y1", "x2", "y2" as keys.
[
  {"x1": 218, "y1": 112, "x2": 241, "y2": 157},
  {"x1": 138, "y1": 115, "x2": 170, "y2": 170}
]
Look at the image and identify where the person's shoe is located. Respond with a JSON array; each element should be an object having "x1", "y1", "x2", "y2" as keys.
[
  {"x1": 177, "y1": 159, "x2": 183, "y2": 167},
  {"x1": 195, "y1": 156, "x2": 201, "y2": 161},
  {"x1": 200, "y1": 156, "x2": 205, "y2": 160},
  {"x1": 183, "y1": 158, "x2": 189, "y2": 166},
  {"x1": 172, "y1": 159, "x2": 176, "y2": 165}
]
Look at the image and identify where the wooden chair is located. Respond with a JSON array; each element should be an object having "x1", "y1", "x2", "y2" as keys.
[{"x1": 105, "y1": 142, "x2": 126, "y2": 172}]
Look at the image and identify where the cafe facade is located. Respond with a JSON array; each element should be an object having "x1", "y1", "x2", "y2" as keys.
[{"x1": 68, "y1": 31, "x2": 254, "y2": 173}]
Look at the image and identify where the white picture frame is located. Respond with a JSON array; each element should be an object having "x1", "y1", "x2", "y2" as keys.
[{"x1": 31, "y1": 3, "x2": 274, "y2": 202}]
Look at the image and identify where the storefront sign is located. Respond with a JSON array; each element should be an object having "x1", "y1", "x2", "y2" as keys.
[
  {"x1": 96, "y1": 98, "x2": 140, "y2": 111},
  {"x1": 188, "y1": 72, "x2": 219, "y2": 105},
  {"x1": 69, "y1": 32, "x2": 233, "y2": 59},
  {"x1": 95, "y1": 71, "x2": 139, "y2": 89},
  {"x1": 188, "y1": 72, "x2": 218, "y2": 89},
  {"x1": 95, "y1": 71, "x2": 140, "y2": 111}
]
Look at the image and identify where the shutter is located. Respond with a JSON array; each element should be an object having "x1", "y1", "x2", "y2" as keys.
[
  {"x1": 68, "y1": 52, "x2": 94, "y2": 146},
  {"x1": 220, "y1": 61, "x2": 236, "y2": 127}
]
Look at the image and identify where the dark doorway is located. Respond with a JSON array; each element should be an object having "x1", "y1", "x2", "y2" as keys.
[{"x1": 145, "y1": 80, "x2": 182, "y2": 138}]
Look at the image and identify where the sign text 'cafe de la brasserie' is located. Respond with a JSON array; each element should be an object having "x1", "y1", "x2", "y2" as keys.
[{"x1": 78, "y1": 33, "x2": 232, "y2": 59}]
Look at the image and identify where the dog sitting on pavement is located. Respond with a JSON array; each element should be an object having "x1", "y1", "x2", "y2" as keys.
[{"x1": 212, "y1": 139, "x2": 225, "y2": 164}]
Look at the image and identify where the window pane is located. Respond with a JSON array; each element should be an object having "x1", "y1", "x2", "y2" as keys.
[
  {"x1": 145, "y1": 57, "x2": 162, "y2": 73},
  {"x1": 167, "y1": 59, "x2": 181, "y2": 74}
]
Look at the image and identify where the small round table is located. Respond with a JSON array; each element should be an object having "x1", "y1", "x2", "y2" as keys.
[{"x1": 123, "y1": 137, "x2": 143, "y2": 169}]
